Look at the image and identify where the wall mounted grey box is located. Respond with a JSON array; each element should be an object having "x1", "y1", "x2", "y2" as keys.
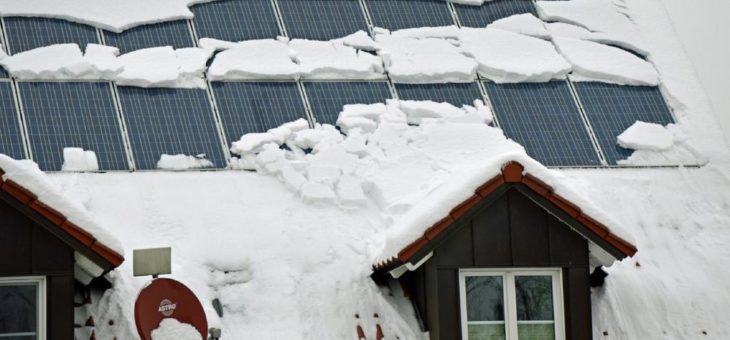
[{"x1": 133, "y1": 247, "x2": 172, "y2": 277}]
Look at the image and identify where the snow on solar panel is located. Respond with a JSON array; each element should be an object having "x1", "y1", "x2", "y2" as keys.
[
  {"x1": 278, "y1": 0, "x2": 368, "y2": 40},
  {"x1": 573, "y1": 82, "x2": 675, "y2": 165},
  {"x1": 103, "y1": 20, "x2": 194, "y2": 54},
  {"x1": 191, "y1": 0, "x2": 280, "y2": 42},
  {"x1": 0, "y1": 82, "x2": 24, "y2": 160},
  {"x1": 304, "y1": 81, "x2": 391, "y2": 125},
  {"x1": 3, "y1": 17, "x2": 98, "y2": 54},
  {"x1": 18, "y1": 82, "x2": 129, "y2": 171},
  {"x1": 454, "y1": 0, "x2": 537, "y2": 27},
  {"x1": 365, "y1": 0, "x2": 454, "y2": 31},
  {"x1": 395, "y1": 83, "x2": 483, "y2": 108},
  {"x1": 116, "y1": 87, "x2": 226, "y2": 170},
  {"x1": 212, "y1": 81, "x2": 308, "y2": 146},
  {"x1": 484, "y1": 81, "x2": 602, "y2": 166}
]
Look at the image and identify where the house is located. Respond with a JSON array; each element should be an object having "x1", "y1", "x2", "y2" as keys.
[{"x1": 0, "y1": 0, "x2": 728, "y2": 339}]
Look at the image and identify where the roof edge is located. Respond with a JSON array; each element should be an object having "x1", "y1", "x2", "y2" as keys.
[
  {"x1": 0, "y1": 169, "x2": 124, "y2": 268},
  {"x1": 374, "y1": 161, "x2": 637, "y2": 271}
]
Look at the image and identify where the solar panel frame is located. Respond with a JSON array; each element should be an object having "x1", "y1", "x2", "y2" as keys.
[
  {"x1": 395, "y1": 83, "x2": 484, "y2": 108},
  {"x1": 211, "y1": 81, "x2": 309, "y2": 147},
  {"x1": 365, "y1": 0, "x2": 455, "y2": 31},
  {"x1": 3, "y1": 17, "x2": 98, "y2": 54},
  {"x1": 117, "y1": 86, "x2": 227, "y2": 170},
  {"x1": 303, "y1": 81, "x2": 392, "y2": 125},
  {"x1": 454, "y1": 0, "x2": 537, "y2": 28},
  {"x1": 103, "y1": 20, "x2": 195, "y2": 54},
  {"x1": 484, "y1": 81, "x2": 602, "y2": 167},
  {"x1": 573, "y1": 82, "x2": 675, "y2": 165},
  {"x1": 0, "y1": 81, "x2": 25, "y2": 160},
  {"x1": 18, "y1": 81, "x2": 130, "y2": 171},
  {"x1": 277, "y1": 0, "x2": 369, "y2": 40},
  {"x1": 192, "y1": 0, "x2": 281, "y2": 42}
]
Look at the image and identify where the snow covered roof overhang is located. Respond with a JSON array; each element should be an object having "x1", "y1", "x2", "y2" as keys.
[
  {"x1": 0, "y1": 168, "x2": 124, "y2": 281},
  {"x1": 373, "y1": 161, "x2": 637, "y2": 277}
]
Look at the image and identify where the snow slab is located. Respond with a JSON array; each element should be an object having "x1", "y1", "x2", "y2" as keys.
[
  {"x1": 375, "y1": 34, "x2": 477, "y2": 83},
  {"x1": 332, "y1": 30, "x2": 380, "y2": 51},
  {"x1": 151, "y1": 318, "x2": 201, "y2": 340},
  {"x1": 546, "y1": 22, "x2": 651, "y2": 57},
  {"x1": 0, "y1": 154, "x2": 123, "y2": 255},
  {"x1": 0, "y1": 0, "x2": 217, "y2": 33},
  {"x1": 290, "y1": 40, "x2": 385, "y2": 80},
  {"x1": 554, "y1": 37, "x2": 659, "y2": 86},
  {"x1": 460, "y1": 28, "x2": 571, "y2": 83},
  {"x1": 618, "y1": 121, "x2": 674, "y2": 151},
  {"x1": 61, "y1": 148, "x2": 99, "y2": 172},
  {"x1": 156, "y1": 154, "x2": 214, "y2": 171},
  {"x1": 0, "y1": 44, "x2": 91, "y2": 79},
  {"x1": 617, "y1": 123, "x2": 707, "y2": 166},
  {"x1": 388, "y1": 26, "x2": 461, "y2": 40},
  {"x1": 207, "y1": 39, "x2": 300, "y2": 81},
  {"x1": 488, "y1": 13, "x2": 551, "y2": 40}
]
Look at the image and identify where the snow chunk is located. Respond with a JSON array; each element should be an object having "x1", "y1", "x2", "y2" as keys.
[
  {"x1": 116, "y1": 46, "x2": 212, "y2": 88},
  {"x1": 231, "y1": 133, "x2": 278, "y2": 155},
  {"x1": 0, "y1": 155, "x2": 123, "y2": 255},
  {"x1": 0, "y1": 0, "x2": 217, "y2": 33},
  {"x1": 546, "y1": 22, "x2": 650, "y2": 57},
  {"x1": 398, "y1": 100, "x2": 466, "y2": 125},
  {"x1": 337, "y1": 175, "x2": 368, "y2": 206},
  {"x1": 376, "y1": 35, "x2": 477, "y2": 83},
  {"x1": 0, "y1": 44, "x2": 90, "y2": 79},
  {"x1": 617, "y1": 121, "x2": 674, "y2": 151},
  {"x1": 332, "y1": 30, "x2": 380, "y2": 51},
  {"x1": 62, "y1": 148, "x2": 99, "y2": 172},
  {"x1": 554, "y1": 37, "x2": 659, "y2": 86},
  {"x1": 460, "y1": 28, "x2": 570, "y2": 83},
  {"x1": 157, "y1": 154, "x2": 214, "y2": 170},
  {"x1": 151, "y1": 318, "x2": 201, "y2": 340},
  {"x1": 301, "y1": 181, "x2": 337, "y2": 204},
  {"x1": 207, "y1": 40, "x2": 300, "y2": 80},
  {"x1": 307, "y1": 165, "x2": 341, "y2": 184},
  {"x1": 488, "y1": 13, "x2": 551, "y2": 40},
  {"x1": 290, "y1": 40, "x2": 384, "y2": 80},
  {"x1": 175, "y1": 47, "x2": 215, "y2": 87},
  {"x1": 198, "y1": 38, "x2": 238, "y2": 51},
  {"x1": 83, "y1": 44, "x2": 123, "y2": 78},
  {"x1": 389, "y1": 26, "x2": 461, "y2": 40}
]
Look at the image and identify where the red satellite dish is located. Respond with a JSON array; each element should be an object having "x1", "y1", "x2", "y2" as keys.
[{"x1": 134, "y1": 278, "x2": 208, "y2": 340}]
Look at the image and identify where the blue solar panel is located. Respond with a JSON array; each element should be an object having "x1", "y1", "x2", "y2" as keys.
[
  {"x1": 192, "y1": 0, "x2": 280, "y2": 41},
  {"x1": 3, "y1": 17, "x2": 98, "y2": 54},
  {"x1": 278, "y1": 0, "x2": 368, "y2": 40},
  {"x1": 212, "y1": 82, "x2": 307, "y2": 146},
  {"x1": 19, "y1": 82, "x2": 129, "y2": 171},
  {"x1": 103, "y1": 21, "x2": 194, "y2": 54},
  {"x1": 366, "y1": 0, "x2": 454, "y2": 31},
  {"x1": 573, "y1": 82, "x2": 674, "y2": 165},
  {"x1": 395, "y1": 83, "x2": 483, "y2": 107},
  {"x1": 117, "y1": 87, "x2": 226, "y2": 170},
  {"x1": 0, "y1": 82, "x2": 25, "y2": 160},
  {"x1": 304, "y1": 81, "x2": 391, "y2": 125},
  {"x1": 484, "y1": 81, "x2": 601, "y2": 166},
  {"x1": 454, "y1": 0, "x2": 537, "y2": 27}
]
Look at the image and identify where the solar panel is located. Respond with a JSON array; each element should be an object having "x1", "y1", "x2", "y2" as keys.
[
  {"x1": 573, "y1": 82, "x2": 674, "y2": 165},
  {"x1": 103, "y1": 21, "x2": 194, "y2": 54},
  {"x1": 365, "y1": 0, "x2": 454, "y2": 31},
  {"x1": 3, "y1": 17, "x2": 98, "y2": 54},
  {"x1": 278, "y1": 0, "x2": 369, "y2": 40},
  {"x1": 0, "y1": 82, "x2": 25, "y2": 160},
  {"x1": 484, "y1": 81, "x2": 601, "y2": 166},
  {"x1": 191, "y1": 0, "x2": 280, "y2": 42},
  {"x1": 304, "y1": 81, "x2": 391, "y2": 125},
  {"x1": 454, "y1": 0, "x2": 537, "y2": 27},
  {"x1": 18, "y1": 82, "x2": 129, "y2": 171},
  {"x1": 212, "y1": 82, "x2": 308, "y2": 146},
  {"x1": 395, "y1": 83, "x2": 483, "y2": 108},
  {"x1": 117, "y1": 87, "x2": 226, "y2": 170}
]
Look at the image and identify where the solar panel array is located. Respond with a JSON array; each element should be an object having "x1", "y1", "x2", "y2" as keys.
[{"x1": 0, "y1": 0, "x2": 678, "y2": 170}]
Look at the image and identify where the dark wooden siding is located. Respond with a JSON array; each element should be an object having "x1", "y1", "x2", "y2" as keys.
[
  {"x1": 403, "y1": 188, "x2": 592, "y2": 340},
  {"x1": 0, "y1": 200, "x2": 75, "y2": 340}
]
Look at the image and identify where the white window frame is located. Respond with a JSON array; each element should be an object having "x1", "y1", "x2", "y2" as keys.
[
  {"x1": 0, "y1": 276, "x2": 46, "y2": 340},
  {"x1": 458, "y1": 268, "x2": 565, "y2": 340}
]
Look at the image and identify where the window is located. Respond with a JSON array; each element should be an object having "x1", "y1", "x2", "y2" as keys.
[
  {"x1": 459, "y1": 269, "x2": 564, "y2": 340},
  {"x1": 0, "y1": 277, "x2": 45, "y2": 340}
]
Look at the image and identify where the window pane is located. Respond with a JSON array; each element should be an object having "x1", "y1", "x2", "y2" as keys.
[
  {"x1": 468, "y1": 324, "x2": 506, "y2": 340},
  {"x1": 466, "y1": 276, "x2": 504, "y2": 321},
  {"x1": 515, "y1": 276, "x2": 554, "y2": 321},
  {"x1": 517, "y1": 323, "x2": 555, "y2": 340},
  {"x1": 0, "y1": 284, "x2": 37, "y2": 336}
]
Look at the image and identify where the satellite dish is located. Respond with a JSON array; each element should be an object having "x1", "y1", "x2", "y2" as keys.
[{"x1": 134, "y1": 278, "x2": 208, "y2": 340}]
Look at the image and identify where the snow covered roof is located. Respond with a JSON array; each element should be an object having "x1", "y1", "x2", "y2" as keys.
[{"x1": 374, "y1": 160, "x2": 637, "y2": 273}]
